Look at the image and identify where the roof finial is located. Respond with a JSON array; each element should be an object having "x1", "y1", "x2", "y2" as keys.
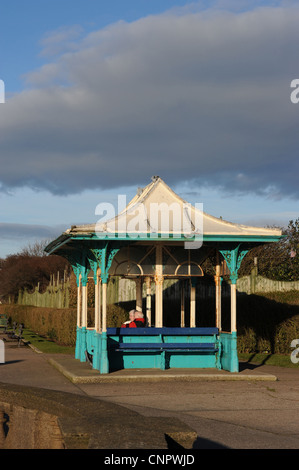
[{"x1": 151, "y1": 175, "x2": 160, "y2": 182}]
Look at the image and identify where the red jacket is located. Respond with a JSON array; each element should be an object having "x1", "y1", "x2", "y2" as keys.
[{"x1": 121, "y1": 317, "x2": 145, "y2": 328}]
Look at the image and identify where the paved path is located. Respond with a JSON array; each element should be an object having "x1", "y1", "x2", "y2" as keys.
[
  {"x1": 1, "y1": 335, "x2": 299, "y2": 449},
  {"x1": 74, "y1": 365, "x2": 299, "y2": 449}
]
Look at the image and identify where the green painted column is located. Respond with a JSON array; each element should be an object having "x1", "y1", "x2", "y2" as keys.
[
  {"x1": 79, "y1": 327, "x2": 86, "y2": 362},
  {"x1": 75, "y1": 273, "x2": 81, "y2": 360},
  {"x1": 79, "y1": 271, "x2": 89, "y2": 363},
  {"x1": 230, "y1": 331, "x2": 239, "y2": 372},
  {"x1": 92, "y1": 330, "x2": 101, "y2": 371},
  {"x1": 100, "y1": 280, "x2": 109, "y2": 374},
  {"x1": 75, "y1": 326, "x2": 81, "y2": 360},
  {"x1": 89, "y1": 242, "x2": 122, "y2": 374},
  {"x1": 92, "y1": 270, "x2": 101, "y2": 371},
  {"x1": 218, "y1": 245, "x2": 248, "y2": 373},
  {"x1": 100, "y1": 331, "x2": 109, "y2": 374},
  {"x1": 219, "y1": 331, "x2": 239, "y2": 372}
]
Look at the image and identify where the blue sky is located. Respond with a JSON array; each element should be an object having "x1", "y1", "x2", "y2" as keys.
[
  {"x1": 2, "y1": 0, "x2": 196, "y2": 93},
  {"x1": 3, "y1": 0, "x2": 280, "y2": 94},
  {"x1": 0, "y1": 0, "x2": 298, "y2": 257}
]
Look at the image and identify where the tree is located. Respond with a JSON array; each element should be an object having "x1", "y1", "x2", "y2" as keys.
[
  {"x1": 0, "y1": 241, "x2": 70, "y2": 302},
  {"x1": 19, "y1": 239, "x2": 52, "y2": 257},
  {"x1": 239, "y1": 218, "x2": 299, "y2": 281}
]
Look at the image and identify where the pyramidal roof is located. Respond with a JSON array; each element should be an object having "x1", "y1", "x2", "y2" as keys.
[{"x1": 65, "y1": 176, "x2": 282, "y2": 239}]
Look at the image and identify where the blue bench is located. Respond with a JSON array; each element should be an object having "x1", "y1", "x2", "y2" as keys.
[
  {"x1": 107, "y1": 327, "x2": 219, "y2": 336},
  {"x1": 107, "y1": 327, "x2": 220, "y2": 370},
  {"x1": 112, "y1": 342, "x2": 218, "y2": 352}
]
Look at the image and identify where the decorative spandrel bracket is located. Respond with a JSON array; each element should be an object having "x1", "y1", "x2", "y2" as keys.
[
  {"x1": 87, "y1": 253, "x2": 99, "y2": 285},
  {"x1": 58, "y1": 248, "x2": 90, "y2": 287},
  {"x1": 90, "y1": 242, "x2": 122, "y2": 284},
  {"x1": 219, "y1": 244, "x2": 248, "y2": 284}
]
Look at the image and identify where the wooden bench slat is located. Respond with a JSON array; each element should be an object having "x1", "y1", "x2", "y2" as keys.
[
  {"x1": 161, "y1": 343, "x2": 217, "y2": 350},
  {"x1": 110, "y1": 342, "x2": 218, "y2": 352},
  {"x1": 107, "y1": 327, "x2": 219, "y2": 336},
  {"x1": 111, "y1": 342, "x2": 163, "y2": 349}
]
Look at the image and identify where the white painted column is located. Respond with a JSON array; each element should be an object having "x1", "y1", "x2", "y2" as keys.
[
  {"x1": 94, "y1": 278, "x2": 98, "y2": 330},
  {"x1": 180, "y1": 281, "x2": 185, "y2": 328},
  {"x1": 82, "y1": 283, "x2": 88, "y2": 328},
  {"x1": 135, "y1": 277, "x2": 143, "y2": 312},
  {"x1": 97, "y1": 277, "x2": 102, "y2": 331},
  {"x1": 77, "y1": 275, "x2": 81, "y2": 328},
  {"x1": 146, "y1": 277, "x2": 152, "y2": 327},
  {"x1": 94, "y1": 271, "x2": 102, "y2": 332},
  {"x1": 231, "y1": 282, "x2": 237, "y2": 333},
  {"x1": 215, "y1": 258, "x2": 222, "y2": 331},
  {"x1": 102, "y1": 282, "x2": 107, "y2": 333},
  {"x1": 190, "y1": 280, "x2": 196, "y2": 328},
  {"x1": 155, "y1": 245, "x2": 164, "y2": 327},
  {"x1": 100, "y1": 276, "x2": 109, "y2": 374}
]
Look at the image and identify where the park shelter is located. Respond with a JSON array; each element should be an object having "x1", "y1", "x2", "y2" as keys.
[{"x1": 45, "y1": 176, "x2": 282, "y2": 373}]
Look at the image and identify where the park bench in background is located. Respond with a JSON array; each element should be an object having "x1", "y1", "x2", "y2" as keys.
[{"x1": 6, "y1": 322, "x2": 26, "y2": 347}]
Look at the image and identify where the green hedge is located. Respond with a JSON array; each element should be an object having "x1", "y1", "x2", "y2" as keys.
[
  {"x1": 0, "y1": 304, "x2": 77, "y2": 345},
  {"x1": 236, "y1": 292, "x2": 299, "y2": 354},
  {"x1": 1, "y1": 291, "x2": 299, "y2": 354},
  {"x1": 0, "y1": 304, "x2": 128, "y2": 347}
]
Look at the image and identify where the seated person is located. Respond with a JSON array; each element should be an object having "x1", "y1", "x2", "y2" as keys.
[
  {"x1": 121, "y1": 309, "x2": 146, "y2": 328},
  {"x1": 121, "y1": 309, "x2": 135, "y2": 327}
]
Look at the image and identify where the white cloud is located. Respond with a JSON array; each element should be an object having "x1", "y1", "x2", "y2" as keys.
[
  {"x1": 39, "y1": 25, "x2": 84, "y2": 58},
  {"x1": 1, "y1": 4, "x2": 299, "y2": 198}
]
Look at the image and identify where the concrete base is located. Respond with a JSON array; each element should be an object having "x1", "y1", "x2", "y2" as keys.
[{"x1": 48, "y1": 356, "x2": 277, "y2": 384}]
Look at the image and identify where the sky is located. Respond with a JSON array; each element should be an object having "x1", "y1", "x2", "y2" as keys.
[{"x1": 0, "y1": 0, "x2": 299, "y2": 257}]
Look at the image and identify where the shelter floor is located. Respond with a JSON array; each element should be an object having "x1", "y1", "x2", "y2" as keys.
[{"x1": 47, "y1": 353, "x2": 277, "y2": 383}]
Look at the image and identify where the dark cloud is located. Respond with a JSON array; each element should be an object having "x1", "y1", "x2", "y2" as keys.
[
  {"x1": 0, "y1": 223, "x2": 64, "y2": 240},
  {"x1": 1, "y1": 5, "x2": 299, "y2": 198}
]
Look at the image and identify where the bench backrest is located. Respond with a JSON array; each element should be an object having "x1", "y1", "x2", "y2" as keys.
[{"x1": 107, "y1": 327, "x2": 219, "y2": 336}]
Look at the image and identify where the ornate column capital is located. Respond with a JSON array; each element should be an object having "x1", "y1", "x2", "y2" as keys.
[{"x1": 219, "y1": 244, "x2": 248, "y2": 285}]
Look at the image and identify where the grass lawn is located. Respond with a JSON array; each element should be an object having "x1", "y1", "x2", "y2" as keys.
[
  {"x1": 239, "y1": 352, "x2": 299, "y2": 368},
  {"x1": 20, "y1": 329, "x2": 298, "y2": 367},
  {"x1": 6, "y1": 325, "x2": 299, "y2": 368},
  {"x1": 21, "y1": 329, "x2": 75, "y2": 355}
]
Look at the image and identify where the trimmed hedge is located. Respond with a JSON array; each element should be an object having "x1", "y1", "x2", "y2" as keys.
[
  {"x1": 236, "y1": 292, "x2": 299, "y2": 354},
  {"x1": 0, "y1": 303, "x2": 128, "y2": 347},
  {"x1": 0, "y1": 305, "x2": 77, "y2": 345},
  {"x1": 161, "y1": 292, "x2": 299, "y2": 354},
  {"x1": 1, "y1": 290, "x2": 299, "y2": 354}
]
